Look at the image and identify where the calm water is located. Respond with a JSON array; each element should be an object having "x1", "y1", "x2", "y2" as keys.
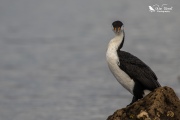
[{"x1": 0, "y1": 0, "x2": 180, "y2": 120}]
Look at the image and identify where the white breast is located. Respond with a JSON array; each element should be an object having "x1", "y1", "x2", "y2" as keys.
[{"x1": 106, "y1": 36, "x2": 135, "y2": 95}]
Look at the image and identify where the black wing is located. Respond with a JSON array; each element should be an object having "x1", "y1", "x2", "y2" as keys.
[{"x1": 118, "y1": 51, "x2": 161, "y2": 90}]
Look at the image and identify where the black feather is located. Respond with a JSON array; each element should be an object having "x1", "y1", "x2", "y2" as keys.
[{"x1": 117, "y1": 50, "x2": 161, "y2": 90}]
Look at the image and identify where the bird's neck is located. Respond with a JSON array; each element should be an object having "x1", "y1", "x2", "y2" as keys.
[{"x1": 108, "y1": 31, "x2": 125, "y2": 51}]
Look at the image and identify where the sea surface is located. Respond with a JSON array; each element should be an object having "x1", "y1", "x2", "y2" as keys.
[{"x1": 0, "y1": 0, "x2": 180, "y2": 120}]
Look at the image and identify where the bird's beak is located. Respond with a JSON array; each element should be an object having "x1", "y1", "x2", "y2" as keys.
[
  {"x1": 117, "y1": 27, "x2": 121, "y2": 33},
  {"x1": 113, "y1": 27, "x2": 121, "y2": 33}
]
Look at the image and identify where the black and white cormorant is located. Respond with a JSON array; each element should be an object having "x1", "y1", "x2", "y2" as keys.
[{"x1": 106, "y1": 20, "x2": 161, "y2": 105}]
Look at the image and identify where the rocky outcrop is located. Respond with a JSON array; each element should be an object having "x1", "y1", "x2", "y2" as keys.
[{"x1": 107, "y1": 86, "x2": 180, "y2": 120}]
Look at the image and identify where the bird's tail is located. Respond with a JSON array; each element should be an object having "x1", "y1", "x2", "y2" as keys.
[{"x1": 156, "y1": 81, "x2": 161, "y2": 87}]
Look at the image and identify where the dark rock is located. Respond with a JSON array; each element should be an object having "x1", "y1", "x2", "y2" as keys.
[{"x1": 107, "y1": 86, "x2": 180, "y2": 120}]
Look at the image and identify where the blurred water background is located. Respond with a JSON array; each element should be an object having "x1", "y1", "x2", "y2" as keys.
[{"x1": 0, "y1": 0, "x2": 180, "y2": 120}]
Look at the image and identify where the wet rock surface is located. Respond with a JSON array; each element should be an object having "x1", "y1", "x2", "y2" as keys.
[{"x1": 107, "y1": 86, "x2": 180, "y2": 120}]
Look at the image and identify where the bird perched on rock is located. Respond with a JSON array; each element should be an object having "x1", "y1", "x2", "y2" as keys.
[{"x1": 106, "y1": 20, "x2": 161, "y2": 105}]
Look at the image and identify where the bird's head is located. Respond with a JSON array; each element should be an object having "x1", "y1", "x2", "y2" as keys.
[{"x1": 112, "y1": 21, "x2": 124, "y2": 35}]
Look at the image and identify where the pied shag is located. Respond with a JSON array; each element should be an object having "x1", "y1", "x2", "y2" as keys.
[{"x1": 106, "y1": 20, "x2": 161, "y2": 105}]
